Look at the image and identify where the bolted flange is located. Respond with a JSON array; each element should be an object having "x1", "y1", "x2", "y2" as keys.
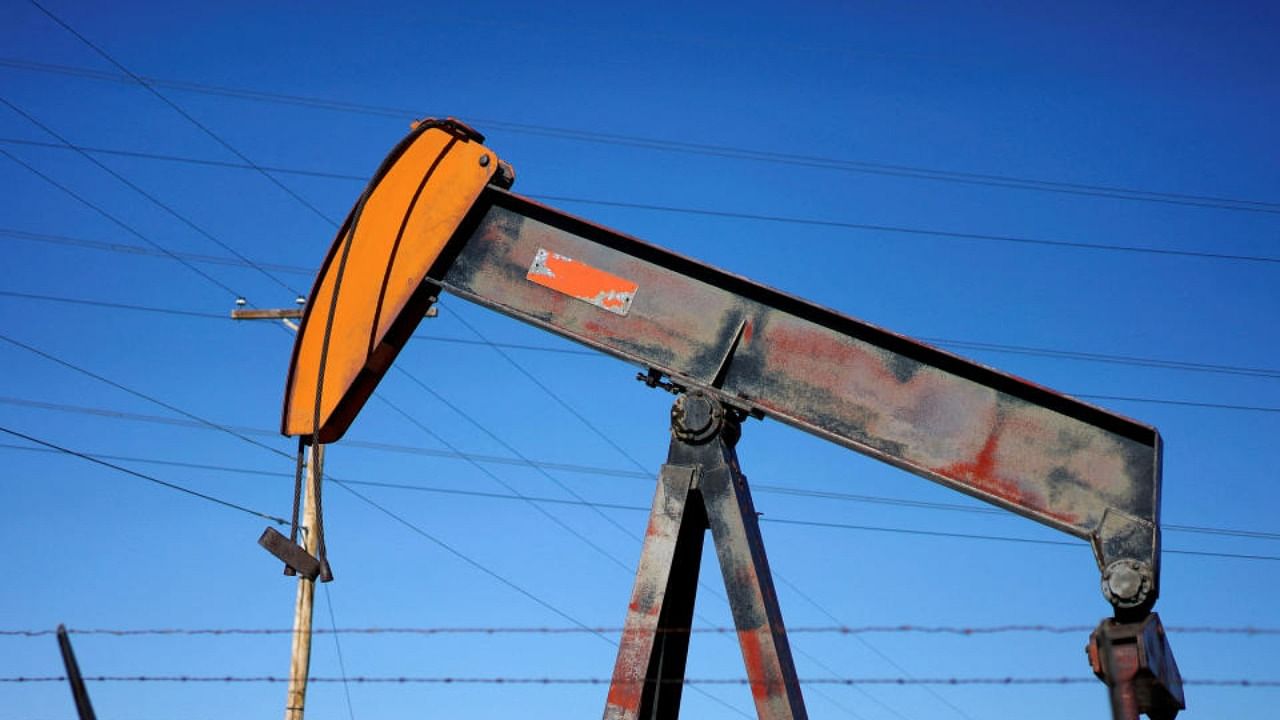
[
  {"x1": 1102, "y1": 559, "x2": 1153, "y2": 610},
  {"x1": 671, "y1": 391, "x2": 725, "y2": 444}
]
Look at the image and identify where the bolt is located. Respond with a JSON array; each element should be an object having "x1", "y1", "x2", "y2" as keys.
[
  {"x1": 1102, "y1": 559, "x2": 1151, "y2": 608},
  {"x1": 678, "y1": 394, "x2": 715, "y2": 435},
  {"x1": 479, "y1": 154, "x2": 491, "y2": 167}
]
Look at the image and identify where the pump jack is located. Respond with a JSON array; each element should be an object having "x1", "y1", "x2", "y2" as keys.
[{"x1": 274, "y1": 118, "x2": 1184, "y2": 719}]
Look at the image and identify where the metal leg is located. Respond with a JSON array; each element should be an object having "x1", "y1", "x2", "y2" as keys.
[
  {"x1": 605, "y1": 465, "x2": 707, "y2": 720},
  {"x1": 604, "y1": 391, "x2": 807, "y2": 720}
]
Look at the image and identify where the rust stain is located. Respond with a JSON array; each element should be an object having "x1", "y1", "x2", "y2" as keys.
[
  {"x1": 737, "y1": 629, "x2": 780, "y2": 704},
  {"x1": 527, "y1": 248, "x2": 637, "y2": 316},
  {"x1": 608, "y1": 610, "x2": 655, "y2": 713},
  {"x1": 935, "y1": 425, "x2": 1076, "y2": 526},
  {"x1": 606, "y1": 666, "x2": 643, "y2": 712}
]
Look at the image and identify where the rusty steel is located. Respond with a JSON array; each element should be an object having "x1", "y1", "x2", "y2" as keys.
[
  {"x1": 1088, "y1": 614, "x2": 1185, "y2": 719},
  {"x1": 282, "y1": 119, "x2": 1183, "y2": 716},
  {"x1": 605, "y1": 392, "x2": 806, "y2": 720},
  {"x1": 438, "y1": 188, "x2": 1163, "y2": 613}
]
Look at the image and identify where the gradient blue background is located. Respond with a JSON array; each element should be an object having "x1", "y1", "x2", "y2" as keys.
[{"x1": 1, "y1": 1, "x2": 1276, "y2": 718}]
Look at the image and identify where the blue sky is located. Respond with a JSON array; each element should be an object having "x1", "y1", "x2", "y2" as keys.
[{"x1": 1, "y1": 1, "x2": 1277, "y2": 718}]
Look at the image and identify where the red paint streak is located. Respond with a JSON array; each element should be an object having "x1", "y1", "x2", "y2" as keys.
[
  {"x1": 938, "y1": 430, "x2": 1030, "y2": 508},
  {"x1": 606, "y1": 669, "x2": 643, "y2": 713},
  {"x1": 936, "y1": 424, "x2": 1081, "y2": 526},
  {"x1": 737, "y1": 629, "x2": 780, "y2": 704},
  {"x1": 767, "y1": 322, "x2": 902, "y2": 388},
  {"x1": 742, "y1": 318, "x2": 754, "y2": 346}
]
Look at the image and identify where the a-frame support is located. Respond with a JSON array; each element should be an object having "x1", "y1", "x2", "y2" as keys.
[{"x1": 604, "y1": 391, "x2": 807, "y2": 720}]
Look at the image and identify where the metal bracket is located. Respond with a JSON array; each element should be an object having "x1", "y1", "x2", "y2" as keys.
[
  {"x1": 1091, "y1": 507, "x2": 1160, "y2": 614},
  {"x1": 637, "y1": 368, "x2": 685, "y2": 394},
  {"x1": 604, "y1": 391, "x2": 807, "y2": 720},
  {"x1": 258, "y1": 526, "x2": 322, "y2": 580},
  {"x1": 1087, "y1": 613, "x2": 1185, "y2": 720}
]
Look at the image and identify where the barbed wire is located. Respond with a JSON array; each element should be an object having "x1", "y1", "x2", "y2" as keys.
[
  {"x1": 1, "y1": 675, "x2": 1275, "y2": 687},
  {"x1": 4, "y1": 624, "x2": 1276, "y2": 638}
]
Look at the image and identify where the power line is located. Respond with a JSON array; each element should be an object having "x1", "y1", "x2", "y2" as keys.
[
  {"x1": 0, "y1": 333, "x2": 288, "y2": 460},
  {"x1": 385, "y1": 361, "x2": 889, "y2": 720},
  {"x1": 1071, "y1": 394, "x2": 1280, "y2": 415},
  {"x1": 26, "y1": 0, "x2": 338, "y2": 228},
  {"x1": 0, "y1": 136, "x2": 368, "y2": 181},
  {"x1": 4, "y1": 56, "x2": 1279, "y2": 216},
  {"x1": 7, "y1": 134, "x2": 1279, "y2": 267},
  {"x1": 0, "y1": 289, "x2": 225, "y2": 320},
  {"x1": 0, "y1": 148, "x2": 244, "y2": 300},
  {"x1": 319, "y1": 585, "x2": 357, "y2": 720},
  {"x1": 535, "y1": 194, "x2": 1280, "y2": 266},
  {"x1": 0, "y1": 337, "x2": 749, "y2": 717},
  {"x1": 0, "y1": 338, "x2": 604, "y2": 634},
  {"x1": 3, "y1": 407, "x2": 1277, "y2": 546},
  {"x1": 375, "y1": 391, "x2": 634, "y2": 575},
  {"x1": 329, "y1": 477, "x2": 752, "y2": 719},
  {"x1": 0, "y1": 96, "x2": 302, "y2": 297},
  {"x1": 0, "y1": 425, "x2": 286, "y2": 525},
  {"x1": 0, "y1": 227, "x2": 315, "y2": 276},
  {"x1": 5, "y1": 284, "x2": 1280, "y2": 386},
  {"x1": 439, "y1": 310, "x2": 952, "y2": 720}
]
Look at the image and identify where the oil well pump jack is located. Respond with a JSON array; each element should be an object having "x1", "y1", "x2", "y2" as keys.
[{"x1": 275, "y1": 118, "x2": 1185, "y2": 719}]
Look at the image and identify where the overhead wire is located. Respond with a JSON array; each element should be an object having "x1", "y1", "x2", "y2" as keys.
[
  {"x1": 534, "y1": 193, "x2": 1280, "y2": 266},
  {"x1": 385, "y1": 360, "x2": 883, "y2": 720},
  {"x1": 4, "y1": 413, "x2": 1277, "y2": 548},
  {"x1": 0, "y1": 227, "x2": 314, "y2": 276},
  {"x1": 26, "y1": 0, "x2": 338, "y2": 228},
  {"x1": 3, "y1": 56, "x2": 1279, "y2": 216},
  {"x1": 10, "y1": 284, "x2": 1280, "y2": 392},
  {"x1": 0, "y1": 425, "x2": 286, "y2": 525},
  {"x1": 6, "y1": 135, "x2": 1279, "y2": 266},
  {"x1": 7, "y1": 39, "x2": 1269, "y2": 712},
  {"x1": 438, "y1": 308, "x2": 968, "y2": 720},
  {"x1": 8, "y1": 282, "x2": 1280, "y2": 384},
  {"x1": 0, "y1": 96, "x2": 302, "y2": 297},
  {"x1": 320, "y1": 584, "x2": 357, "y2": 720},
  {"x1": 0, "y1": 335, "x2": 750, "y2": 718},
  {"x1": 0, "y1": 147, "x2": 245, "y2": 300}
]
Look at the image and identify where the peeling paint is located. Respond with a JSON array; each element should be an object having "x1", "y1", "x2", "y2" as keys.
[{"x1": 526, "y1": 247, "x2": 637, "y2": 316}]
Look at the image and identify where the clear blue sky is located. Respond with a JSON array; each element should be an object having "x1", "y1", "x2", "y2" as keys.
[{"x1": 2, "y1": 1, "x2": 1277, "y2": 718}]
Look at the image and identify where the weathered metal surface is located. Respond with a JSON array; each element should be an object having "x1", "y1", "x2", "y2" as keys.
[
  {"x1": 606, "y1": 393, "x2": 806, "y2": 720},
  {"x1": 1088, "y1": 614, "x2": 1184, "y2": 720},
  {"x1": 438, "y1": 188, "x2": 1163, "y2": 609},
  {"x1": 604, "y1": 464, "x2": 705, "y2": 720}
]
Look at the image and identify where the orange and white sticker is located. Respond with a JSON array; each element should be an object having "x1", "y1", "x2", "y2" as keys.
[{"x1": 527, "y1": 248, "x2": 637, "y2": 316}]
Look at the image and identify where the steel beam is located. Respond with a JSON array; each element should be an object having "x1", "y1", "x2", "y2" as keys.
[{"x1": 438, "y1": 187, "x2": 1163, "y2": 612}]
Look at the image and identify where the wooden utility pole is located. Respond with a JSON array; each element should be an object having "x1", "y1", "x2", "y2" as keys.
[
  {"x1": 232, "y1": 303, "x2": 329, "y2": 720},
  {"x1": 285, "y1": 441, "x2": 323, "y2": 720}
]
